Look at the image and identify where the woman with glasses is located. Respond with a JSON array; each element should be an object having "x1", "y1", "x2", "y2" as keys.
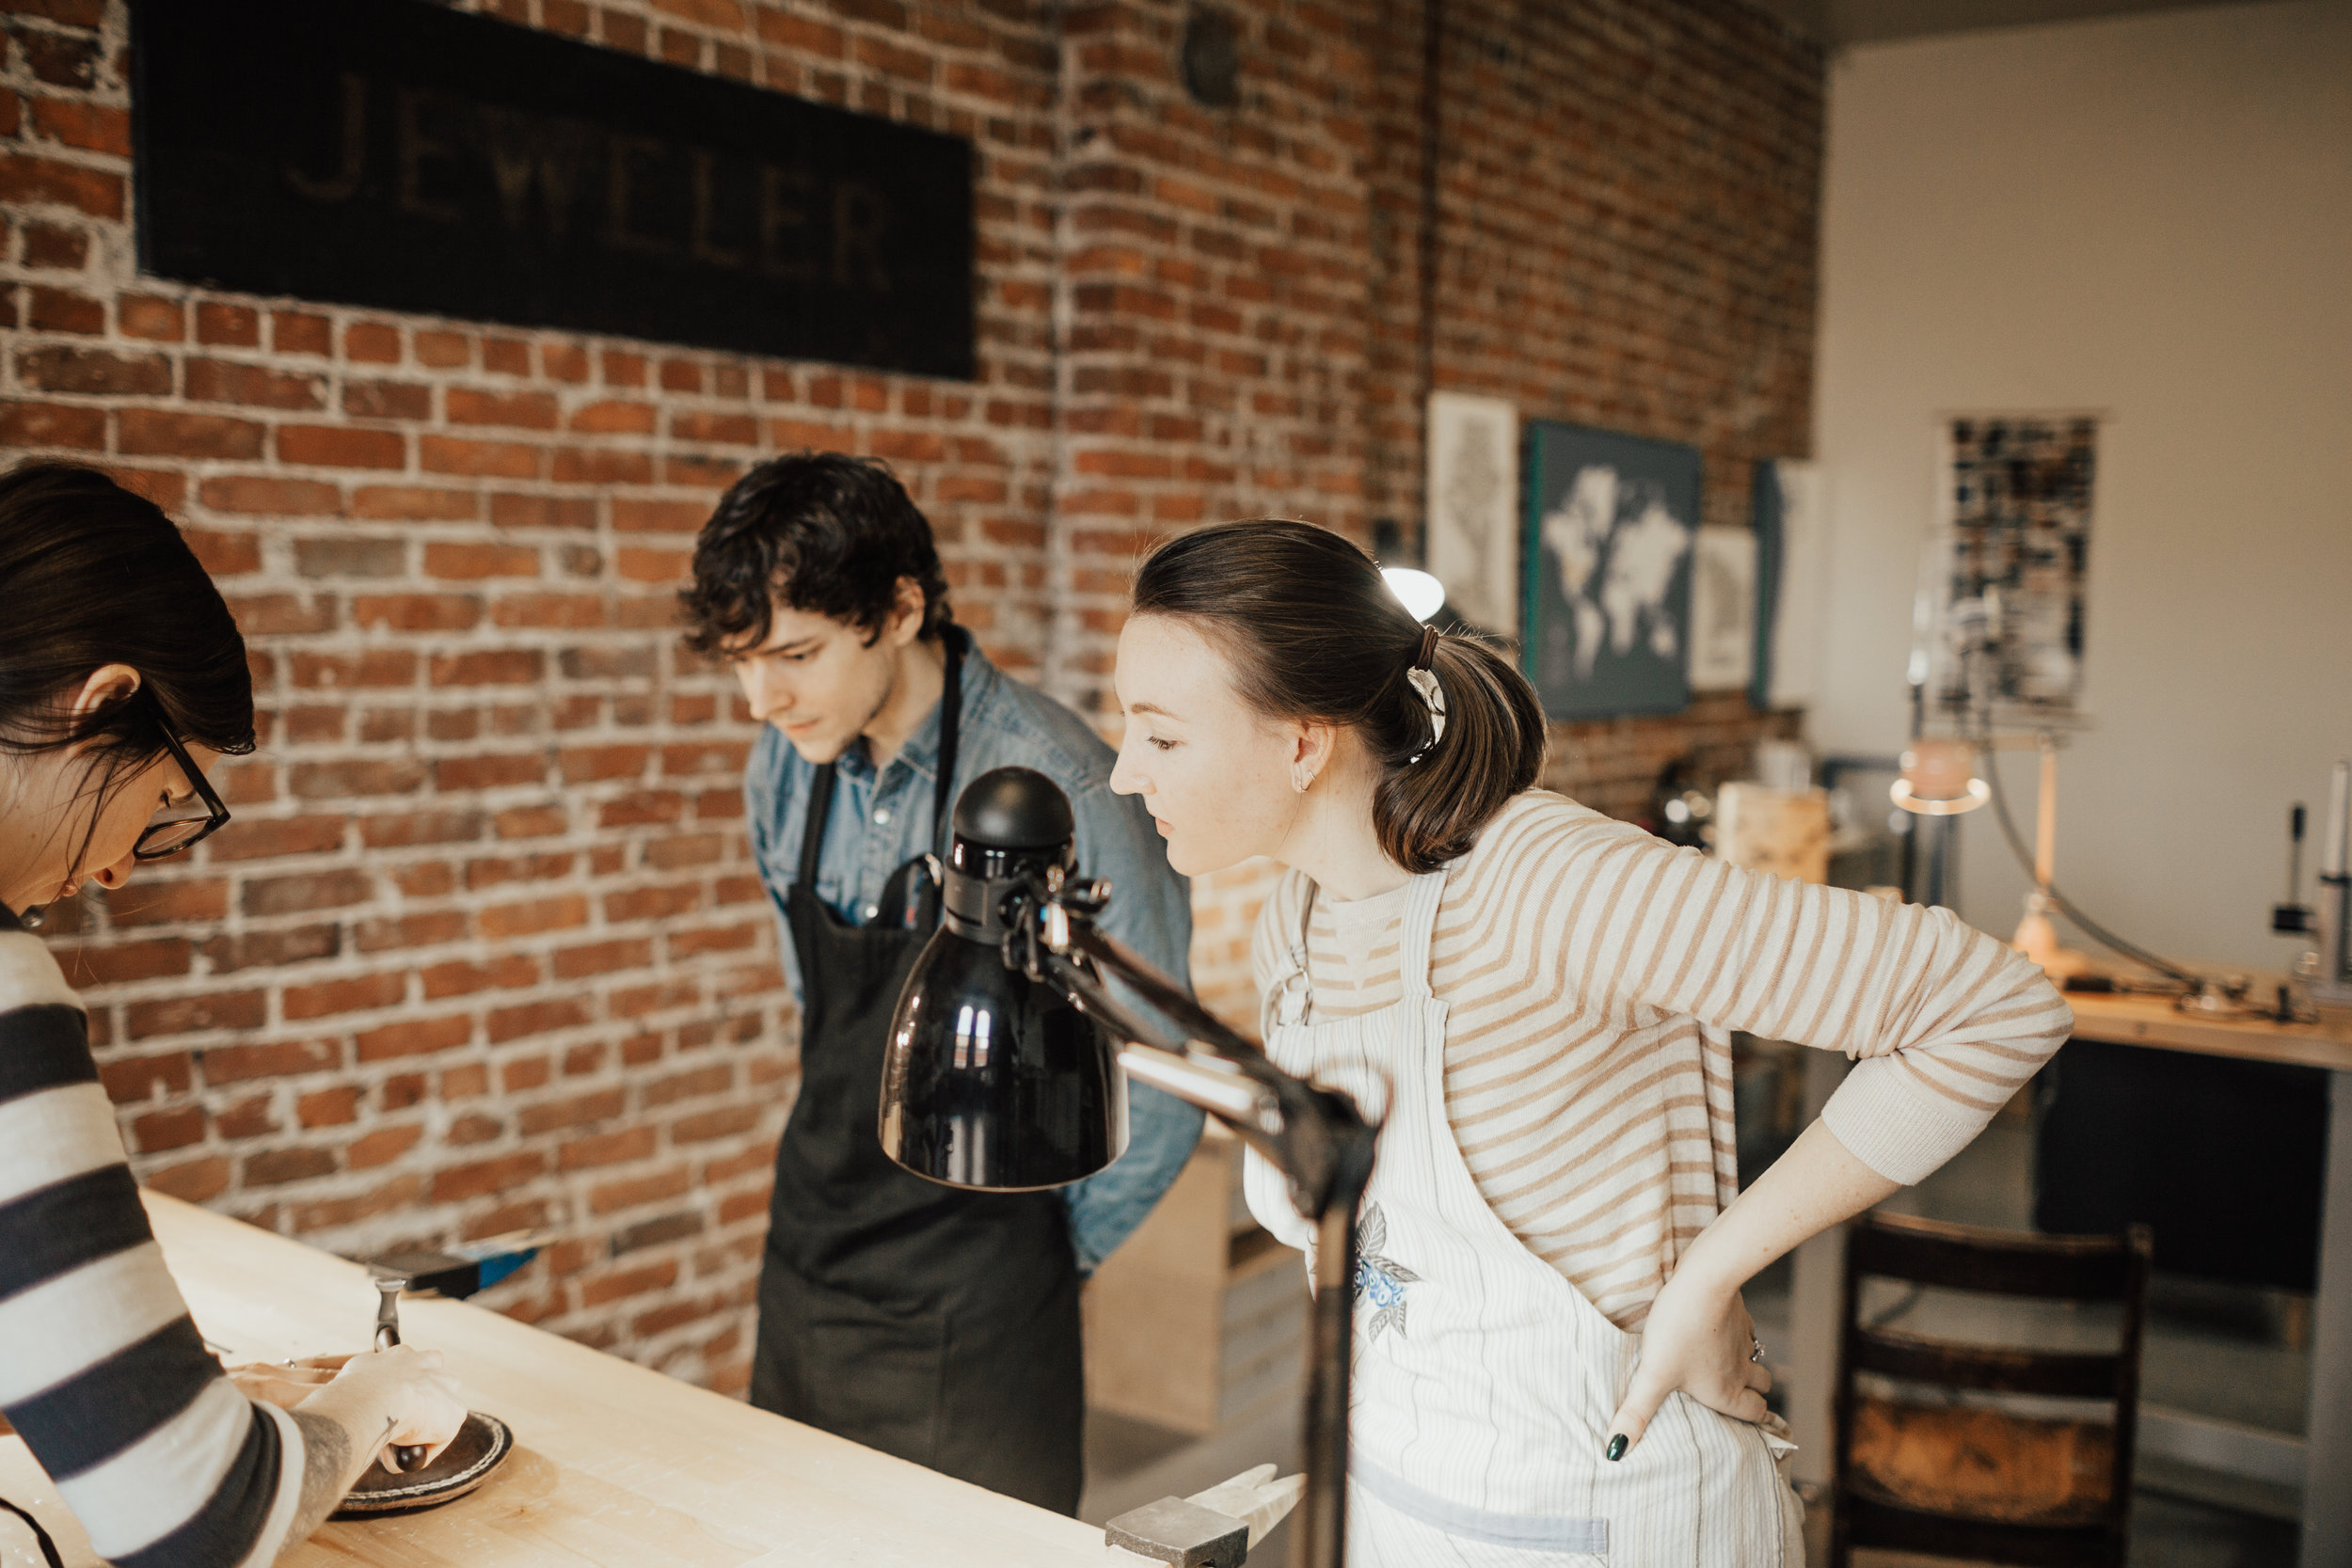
[{"x1": 0, "y1": 464, "x2": 466, "y2": 1566}]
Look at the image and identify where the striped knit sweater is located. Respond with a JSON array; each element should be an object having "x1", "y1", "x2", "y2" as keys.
[
  {"x1": 1253, "y1": 792, "x2": 2073, "y2": 1332},
  {"x1": 0, "y1": 901, "x2": 306, "y2": 1566}
]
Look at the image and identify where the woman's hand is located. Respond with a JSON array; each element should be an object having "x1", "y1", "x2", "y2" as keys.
[
  {"x1": 225, "y1": 1354, "x2": 351, "y2": 1412},
  {"x1": 293, "y1": 1346, "x2": 466, "y2": 1474},
  {"x1": 1602, "y1": 1274, "x2": 1770, "y2": 1460}
]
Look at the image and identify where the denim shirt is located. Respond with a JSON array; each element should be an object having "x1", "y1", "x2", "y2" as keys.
[{"x1": 743, "y1": 637, "x2": 1203, "y2": 1273}]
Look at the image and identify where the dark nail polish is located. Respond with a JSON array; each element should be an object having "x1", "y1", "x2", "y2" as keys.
[{"x1": 1605, "y1": 1433, "x2": 1628, "y2": 1462}]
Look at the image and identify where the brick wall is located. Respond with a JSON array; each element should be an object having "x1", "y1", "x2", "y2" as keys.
[{"x1": 1, "y1": 0, "x2": 1820, "y2": 1384}]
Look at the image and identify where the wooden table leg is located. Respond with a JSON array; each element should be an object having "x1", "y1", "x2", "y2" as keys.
[{"x1": 2302, "y1": 1068, "x2": 2352, "y2": 1568}]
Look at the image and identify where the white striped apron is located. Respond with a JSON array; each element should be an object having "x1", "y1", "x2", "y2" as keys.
[{"x1": 1244, "y1": 869, "x2": 1803, "y2": 1565}]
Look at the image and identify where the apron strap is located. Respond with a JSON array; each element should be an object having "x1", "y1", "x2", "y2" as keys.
[
  {"x1": 1395, "y1": 870, "x2": 1446, "y2": 1002},
  {"x1": 929, "y1": 628, "x2": 964, "y2": 857},
  {"x1": 797, "y1": 763, "x2": 838, "y2": 888}
]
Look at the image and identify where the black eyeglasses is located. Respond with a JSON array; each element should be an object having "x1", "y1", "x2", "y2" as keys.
[{"x1": 132, "y1": 691, "x2": 231, "y2": 861}]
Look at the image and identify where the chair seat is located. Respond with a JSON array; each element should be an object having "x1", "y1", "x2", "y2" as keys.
[{"x1": 1849, "y1": 1396, "x2": 2115, "y2": 1528}]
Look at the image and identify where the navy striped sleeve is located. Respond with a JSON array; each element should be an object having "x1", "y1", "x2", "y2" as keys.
[{"x1": 1, "y1": 923, "x2": 304, "y2": 1564}]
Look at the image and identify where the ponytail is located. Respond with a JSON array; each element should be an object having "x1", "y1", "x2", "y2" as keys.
[{"x1": 1132, "y1": 520, "x2": 1546, "y2": 873}]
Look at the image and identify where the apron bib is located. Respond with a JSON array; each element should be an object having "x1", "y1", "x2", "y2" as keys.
[
  {"x1": 751, "y1": 632, "x2": 1085, "y2": 1513},
  {"x1": 1243, "y1": 871, "x2": 1801, "y2": 1565}
]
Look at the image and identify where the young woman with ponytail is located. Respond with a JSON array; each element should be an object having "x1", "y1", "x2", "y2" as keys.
[
  {"x1": 0, "y1": 463, "x2": 464, "y2": 1567},
  {"x1": 1109, "y1": 519, "x2": 2070, "y2": 1566}
]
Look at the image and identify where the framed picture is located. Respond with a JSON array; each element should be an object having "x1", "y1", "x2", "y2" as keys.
[
  {"x1": 1424, "y1": 391, "x2": 1521, "y2": 639},
  {"x1": 1750, "y1": 458, "x2": 1824, "y2": 710},
  {"x1": 1925, "y1": 414, "x2": 2098, "y2": 721},
  {"x1": 1690, "y1": 526, "x2": 1757, "y2": 692},
  {"x1": 1522, "y1": 422, "x2": 1700, "y2": 720}
]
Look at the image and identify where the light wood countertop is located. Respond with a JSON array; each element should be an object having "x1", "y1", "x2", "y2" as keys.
[
  {"x1": 2063, "y1": 988, "x2": 2352, "y2": 1072},
  {"x1": 0, "y1": 1192, "x2": 1119, "y2": 1567}
]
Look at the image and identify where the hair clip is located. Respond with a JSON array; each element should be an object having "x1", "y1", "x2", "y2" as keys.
[{"x1": 1406, "y1": 665, "x2": 1447, "y2": 763}]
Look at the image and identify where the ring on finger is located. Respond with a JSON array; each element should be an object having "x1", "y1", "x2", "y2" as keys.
[{"x1": 1749, "y1": 1338, "x2": 1767, "y2": 1364}]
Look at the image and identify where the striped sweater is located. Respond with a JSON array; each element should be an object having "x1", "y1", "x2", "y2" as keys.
[
  {"x1": 1253, "y1": 792, "x2": 2073, "y2": 1331},
  {"x1": 0, "y1": 902, "x2": 306, "y2": 1566}
]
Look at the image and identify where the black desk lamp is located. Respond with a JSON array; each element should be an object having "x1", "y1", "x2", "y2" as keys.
[{"x1": 882, "y1": 767, "x2": 1377, "y2": 1568}]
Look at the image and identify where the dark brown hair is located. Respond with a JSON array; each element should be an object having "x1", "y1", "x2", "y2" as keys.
[
  {"x1": 1133, "y1": 519, "x2": 1546, "y2": 873},
  {"x1": 0, "y1": 462, "x2": 256, "y2": 875},
  {"x1": 680, "y1": 452, "x2": 952, "y2": 656}
]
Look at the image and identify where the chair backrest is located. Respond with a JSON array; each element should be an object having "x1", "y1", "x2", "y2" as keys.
[{"x1": 1832, "y1": 1211, "x2": 2154, "y2": 1568}]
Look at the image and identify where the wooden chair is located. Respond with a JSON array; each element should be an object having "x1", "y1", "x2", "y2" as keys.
[{"x1": 1830, "y1": 1211, "x2": 2153, "y2": 1568}]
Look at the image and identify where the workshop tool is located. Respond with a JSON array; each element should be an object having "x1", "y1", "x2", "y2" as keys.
[
  {"x1": 330, "y1": 1269, "x2": 517, "y2": 1519},
  {"x1": 2312, "y1": 760, "x2": 2352, "y2": 1010},
  {"x1": 1105, "y1": 1466, "x2": 1305, "y2": 1567},
  {"x1": 369, "y1": 1273, "x2": 428, "y2": 1473}
]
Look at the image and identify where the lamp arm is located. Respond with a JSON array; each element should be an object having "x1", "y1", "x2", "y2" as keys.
[{"x1": 1021, "y1": 898, "x2": 1375, "y2": 1568}]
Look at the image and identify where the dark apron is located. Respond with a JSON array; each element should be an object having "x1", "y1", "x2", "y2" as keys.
[{"x1": 749, "y1": 633, "x2": 1085, "y2": 1513}]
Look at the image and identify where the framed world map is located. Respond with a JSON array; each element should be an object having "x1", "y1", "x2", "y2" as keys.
[{"x1": 1522, "y1": 422, "x2": 1702, "y2": 720}]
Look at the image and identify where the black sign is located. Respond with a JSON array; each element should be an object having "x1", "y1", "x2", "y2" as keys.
[{"x1": 129, "y1": 0, "x2": 975, "y2": 379}]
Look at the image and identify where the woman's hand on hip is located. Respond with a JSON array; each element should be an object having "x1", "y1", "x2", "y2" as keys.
[{"x1": 1601, "y1": 1275, "x2": 1770, "y2": 1461}]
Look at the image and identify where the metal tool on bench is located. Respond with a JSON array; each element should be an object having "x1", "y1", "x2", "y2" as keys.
[
  {"x1": 369, "y1": 1273, "x2": 429, "y2": 1473},
  {"x1": 329, "y1": 1268, "x2": 517, "y2": 1520},
  {"x1": 2312, "y1": 759, "x2": 2352, "y2": 1011},
  {"x1": 1105, "y1": 1466, "x2": 1305, "y2": 1568}
]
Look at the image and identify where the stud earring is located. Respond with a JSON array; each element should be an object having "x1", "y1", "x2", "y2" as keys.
[{"x1": 1292, "y1": 766, "x2": 1315, "y2": 794}]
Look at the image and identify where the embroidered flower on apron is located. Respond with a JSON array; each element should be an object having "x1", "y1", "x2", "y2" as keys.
[{"x1": 1354, "y1": 1202, "x2": 1422, "y2": 1341}]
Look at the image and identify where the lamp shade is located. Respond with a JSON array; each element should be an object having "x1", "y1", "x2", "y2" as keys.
[{"x1": 878, "y1": 768, "x2": 1129, "y2": 1191}]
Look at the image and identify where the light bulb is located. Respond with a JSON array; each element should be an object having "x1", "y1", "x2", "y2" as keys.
[{"x1": 1382, "y1": 566, "x2": 1444, "y2": 623}]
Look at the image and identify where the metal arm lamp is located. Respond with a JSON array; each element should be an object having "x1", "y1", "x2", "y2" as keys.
[{"x1": 880, "y1": 767, "x2": 1378, "y2": 1568}]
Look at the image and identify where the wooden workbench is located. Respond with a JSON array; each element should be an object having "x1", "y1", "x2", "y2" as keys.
[{"x1": 0, "y1": 1193, "x2": 1120, "y2": 1568}]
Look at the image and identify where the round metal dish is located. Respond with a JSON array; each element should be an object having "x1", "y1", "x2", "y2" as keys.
[{"x1": 329, "y1": 1411, "x2": 514, "y2": 1519}]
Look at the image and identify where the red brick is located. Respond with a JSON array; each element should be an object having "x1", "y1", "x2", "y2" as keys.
[
  {"x1": 195, "y1": 302, "x2": 261, "y2": 346},
  {"x1": 419, "y1": 955, "x2": 539, "y2": 999},
  {"x1": 430, "y1": 649, "x2": 543, "y2": 686},
  {"x1": 278, "y1": 425, "x2": 406, "y2": 469},
  {"x1": 103, "y1": 879, "x2": 229, "y2": 927},
  {"x1": 490, "y1": 492, "x2": 597, "y2": 530},
  {"x1": 348, "y1": 1126, "x2": 424, "y2": 1167},
  {"x1": 480, "y1": 895, "x2": 589, "y2": 939},
  {"x1": 282, "y1": 973, "x2": 406, "y2": 1022},
  {"x1": 344, "y1": 322, "x2": 402, "y2": 362},
  {"x1": 185, "y1": 357, "x2": 326, "y2": 409},
  {"x1": 0, "y1": 398, "x2": 105, "y2": 449},
  {"x1": 413, "y1": 329, "x2": 470, "y2": 367},
  {"x1": 297, "y1": 1086, "x2": 361, "y2": 1127},
  {"x1": 351, "y1": 484, "x2": 478, "y2": 520},
  {"x1": 50, "y1": 937, "x2": 189, "y2": 987},
  {"x1": 356, "y1": 1015, "x2": 475, "y2": 1062},
  {"x1": 429, "y1": 1151, "x2": 546, "y2": 1202},
  {"x1": 236, "y1": 1146, "x2": 334, "y2": 1187},
  {"x1": 119, "y1": 409, "x2": 265, "y2": 459},
  {"x1": 146, "y1": 1156, "x2": 231, "y2": 1204},
  {"x1": 351, "y1": 594, "x2": 484, "y2": 631},
  {"x1": 417, "y1": 432, "x2": 541, "y2": 478},
  {"x1": 125, "y1": 989, "x2": 266, "y2": 1039},
  {"x1": 446, "y1": 388, "x2": 559, "y2": 429},
  {"x1": 24, "y1": 285, "x2": 103, "y2": 333},
  {"x1": 424, "y1": 541, "x2": 540, "y2": 578},
  {"x1": 0, "y1": 151, "x2": 123, "y2": 217},
  {"x1": 199, "y1": 927, "x2": 342, "y2": 974},
  {"x1": 132, "y1": 1106, "x2": 206, "y2": 1153},
  {"x1": 241, "y1": 868, "x2": 373, "y2": 916},
  {"x1": 198, "y1": 476, "x2": 341, "y2": 515},
  {"x1": 272, "y1": 310, "x2": 332, "y2": 356},
  {"x1": 101, "y1": 1051, "x2": 194, "y2": 1104},
  {"x1": 15, "y1": 344, "x2": 168, "y2": 394},
  {"x1": 344, "y1": 378, "x2": 432, "y2": 420}
]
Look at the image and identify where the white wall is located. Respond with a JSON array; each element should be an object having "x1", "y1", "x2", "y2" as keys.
[{"x1": 1808, "y1": 0, "x2": 2352, "y2": 973}]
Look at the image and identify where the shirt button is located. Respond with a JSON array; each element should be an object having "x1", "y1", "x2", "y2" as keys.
[{"x1": 874, "y1": 808, "x2": 891, "y2": 824}]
